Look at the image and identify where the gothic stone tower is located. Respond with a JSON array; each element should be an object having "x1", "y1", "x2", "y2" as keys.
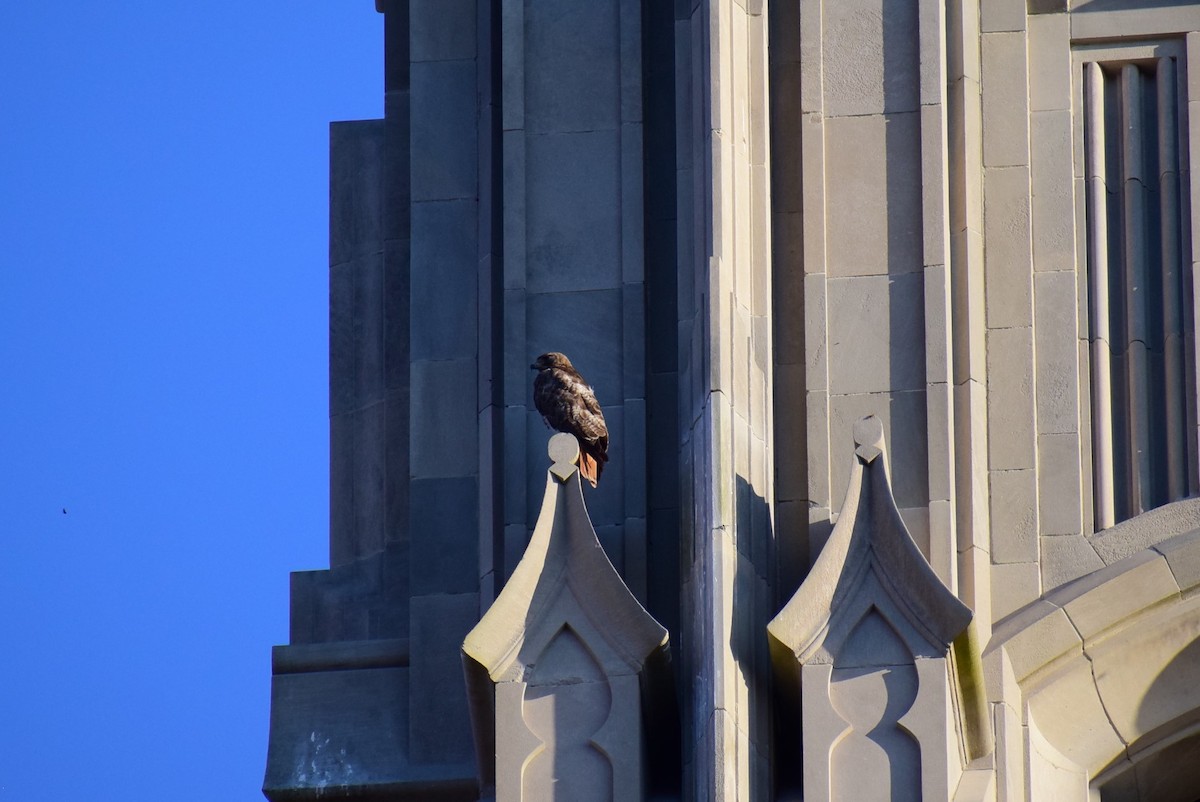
[{"x1": 264, "y1": 1, "x2": 1200, "y2": 799}]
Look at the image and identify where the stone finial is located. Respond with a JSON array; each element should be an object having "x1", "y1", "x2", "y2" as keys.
[
  {"x1": 462, "y1": 433, "x2": 670, "y2": 801},
  {"x1": 768, "y1": 416, "x2": 973, "y2": 802},
  {"x1": 853, "y1": 414, "x2": 884, "y2": 464},
  {"x1": 548, "y1": 431, "x2": 581, "y2": 482}
]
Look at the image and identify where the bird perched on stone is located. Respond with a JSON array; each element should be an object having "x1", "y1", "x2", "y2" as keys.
[{"x1": 531, "y1": 352, "x2": 609, "y2": 487}]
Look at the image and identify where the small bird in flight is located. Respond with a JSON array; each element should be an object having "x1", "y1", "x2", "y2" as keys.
[{"x1": 531, "y1": 352, "x2": 609, "y2": 487}]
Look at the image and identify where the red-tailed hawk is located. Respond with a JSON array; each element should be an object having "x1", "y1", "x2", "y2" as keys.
[{"x1": 531, "y1": 352, "x2": 609, "y2": 487}]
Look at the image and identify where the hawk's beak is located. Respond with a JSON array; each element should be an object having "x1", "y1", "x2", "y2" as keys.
[{"x1": 529, "y1": 363, "x2": 538, "y2": 370}]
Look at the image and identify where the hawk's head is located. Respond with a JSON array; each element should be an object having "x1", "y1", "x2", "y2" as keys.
[{"x1": 531, "y1": 352, "x2": 574, "y2": 372}]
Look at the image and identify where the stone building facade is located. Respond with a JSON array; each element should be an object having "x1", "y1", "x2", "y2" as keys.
[{"x1": 263, "y1": 0, "x2": 1200, "y2": 799}]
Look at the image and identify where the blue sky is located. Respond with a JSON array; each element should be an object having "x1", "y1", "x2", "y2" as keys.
[{"x1": 0, "y1": 4, "x2": 380, "y2": 798}]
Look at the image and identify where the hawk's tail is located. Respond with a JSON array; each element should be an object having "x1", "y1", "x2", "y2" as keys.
[{"x1": 579, "y1": 451, "x2": 602, "y2": 488}]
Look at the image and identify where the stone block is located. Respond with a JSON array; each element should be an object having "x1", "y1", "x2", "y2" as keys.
[
  {"x1": 900, "y1": 504, "x2": 932, "y2": 561},
  {"x1": 948, "y1": 77, "x2": 982, "y2": 225},
  {"x1": 409, "y1": 203, "x2": 479, "y2": 362},
  {"x1": 803, "y1": 272, "x2": 827, "y2": 390},
  {"x1": 328, "y1": 260, "x2": 361, "y2": 418},
  {"x1": 409, "y1": 592, "x2": 480, "y2": 763},
  {"x1": 986, "y1": 326, "x2": 1036, "y2": 470},
  {"x1": 983, "y1": 165, "x2": 1033, "y2": 329},
  {"x1": 990, "y1": 469, "x2": 1038, "y2": 564},
  {"x1": 925, "y1": 263, "x2": 952, "y2": 385},
  {"x1": 806, "y1": 390, "x2": 830, "y2": 507},
  {"x1": 409, "y1": 477, "x2": 479, "y2": 595},
  {"x1": 502, "y1": 289, "x2": 527, "y2": 407},
  {"x1": 926, "y1": 381, "x2": 953, "y2": 502},
  {"x1": 1037, "y1": 433, "x2": 1082, "y2": 537},
  {"x1": 1030, "y1": 111, "x2": 1076, "y2": 273},
  {"x1": 981, "y1": 32, "x2": 1030, "y2": 169},
  {"x1": 526, "y1": 288, "x2": 624, "y2": 403},
  {"x1": 920, "y1": 106, "x2": 949, "y2": 269},
  {"x1": 1088, "y1": 592, "x2": 1200, "y2": 747},
  {"x1": 1033, "y1": 270, "x2": 1079, "y2": 434},
  {"x1": 502, "y1": 130, "x2": 527, "y2": 289},
  {"x1": 991, "y1": 601, "x2": 1081, "y2": 684},
  {"x1": 596, "y1": 523, "x2": 626, "y2": 576},
  {"x1": 732, "y1": 304, "x2": 751, "y2": 417},
  {"x1": 1072, "y1": 4, "x2": 1200, "y2": 40},
  {"x1": 824, "y1": 113, "x2": 923, "y2": 277},
  {"x1": 1027, "y1": 15, "x2": 1070, "y2": 112},
  {"x1": 622, "y1": 282, "x2": 646, "y2": 399},
  {"x1": 385, "y1": 393, "x2": 410, "y2": 547},
  {"x1": 503, "y1": 523, "x2": 529, "y2": 582},
  {"x1": 411, "y1": 61, "x2": 478, "y2": 202},
  {"x1": 1059, "y1": 550, "x2": 1178, "y2": 642},
  {"x1": 410, "y1": 0, "x2": 476, "y2": 62},
  {"x1": 621, "y1": 124, "x2": 646, "y2": 285},
  {"x1": 916, "y1": 0, "x2": 945, "y2": 107},
  {"x1": 383, "y1": 240, "x2": 410, "y2": 393},
  {"x1": 500, "y1": 0, "x2": 525, "y2": 130},
  {"x1": 525, "y1": 0, "x2": 620, "y2": 135},
  {"x1": 647, "y1": 372, "x2": 680, "y2": 510},
  {"x1": 329, "y1": 120, "x2": 384, "y2": 266},
  {"x1": 774, "y1": 362, "x2": 806, "y2": 502},
  {"x1": 1040, "y1": 534, "x2": 1103, "y2": 591},
  {"x1": 409, "y1": 358, "x2": 478, "y2": 478},
  {"x1": 980, "y1": 0, "x2": 1024, "y2": 33},
  {"x1": 829, "y1": 389, "x2": 929, "y2": 510},
  {"x1": 525, "y1": 131, "x2": 622, "y2": 293},
  {"x1": 263, "y1": 666, "x2": 412, "y2": 794},
  {"x1": 958, "y1": 544, "x2": 993, "y2": 626},
  {"x1": 826, "y1": 273, "x2": 926, "y2": 394},
  {"x1": 770, "y1": 61, "x2": 803, "y2": 202},
  {"x1": 381, "y1": 100, "x2": 410, "y2": 241},
  {"x1": 330, "y1": 403, "x2": 388, "y2": 567},
  {"x1": 1154, "y1": 528, "x2": 1200, "y2": 593},
  {"x1": 1025, "y1": 659, "x2": 1124, "y2": 773},
  {"x1": 820, "y1": 0, "x2": 919, "y2": 116},
  {"x1": 950, "y1": 227, "x2": 987, "y2": 385},
  {"x1": 800, "y1": 114, "x2": 826, "y2": 274},
  {"x1": 954, "y1": 379, "x2": 991, "y2": 546},
  {"x1": 991, "y1": 561, "x2": 1040, "y2": 621},
  {"x1": 623, "y1": 397, "x2": 647, "y2": 518}
]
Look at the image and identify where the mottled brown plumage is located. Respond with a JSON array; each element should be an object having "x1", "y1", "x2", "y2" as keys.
[{"x1": 531, "y1": 352, "x2": 609, "y2": 487}]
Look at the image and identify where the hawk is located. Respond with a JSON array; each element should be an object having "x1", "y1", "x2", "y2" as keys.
[{"x1": 531, "y1": 352, "x2": 609, "y2": 487}]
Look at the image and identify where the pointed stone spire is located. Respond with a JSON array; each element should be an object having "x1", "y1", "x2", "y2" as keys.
[
  {"x1": 768, "y1": 416, "x2": 973, "y2": 801},
  {"x1": 462, "y1": 432, "x2": 670, "y2": 801}
]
